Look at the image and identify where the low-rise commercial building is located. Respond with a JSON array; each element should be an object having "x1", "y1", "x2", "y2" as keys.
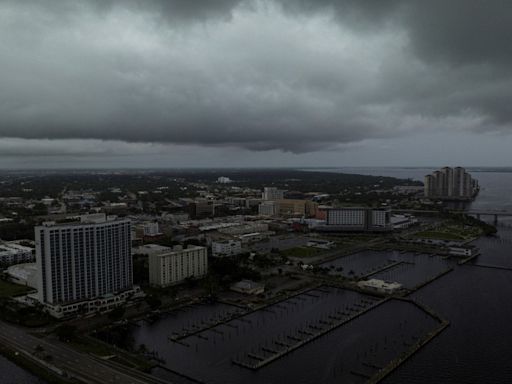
[
  {"x1": 307, "y1": 239, "x2": 335, "y2": 249},
  {"x1": 238, "y1": 232, "x2": 272, "y2": 243},
  {"x1": 149, "y1": 245, "x2": 208, "y2": 287},
  {"x1": 230, "y1": 279, "x2": 265, "y2": 295},
  {"x1": 42, "y1": 287, "x2": 144, "y2": 319},
  {"x1": 143, "y1": 221, "x2": 162, "y2": 237},
  {"x1": 258, "y1": 199, "x2": 318, "y2": 218},
  {"x1": 0, "y1": 241, "x2": 34, "y2": 265},
  {"x1": 357, "y1": 279, "x2": 402, "y2": 294},
  {"x1": 218, "y1": 222, "x2": 269, "y2": 235},
  {"x1": 212, "y1": 240, "x2": 243, "y2": 257},
  {"x1": 391, "y1": 214, "x2": 418, "y2": 229},
  {"x1": 275, "y1": 199, "x2": 318, "y2": 217}
]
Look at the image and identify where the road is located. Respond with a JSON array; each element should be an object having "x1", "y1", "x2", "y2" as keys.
[{"x1": 0, "y1": 321, "x2": 167, "y2": 384}]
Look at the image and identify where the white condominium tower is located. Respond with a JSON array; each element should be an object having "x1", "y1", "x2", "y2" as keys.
[
  {"x1": 35, "y1": 214, "x2": 133, "y2": 315},
  {"x1": 424, "y1": 167, "x2": 478, "y2": 200}
]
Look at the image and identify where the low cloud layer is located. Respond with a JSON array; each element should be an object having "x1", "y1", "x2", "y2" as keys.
[{"x1": 1, "y1": 0, "x2": 512, "y2": 159}]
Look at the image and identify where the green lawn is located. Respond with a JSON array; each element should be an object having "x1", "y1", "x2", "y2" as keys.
[
  {"x1": 414, "y1": 231, "x2": 465, "y2": 241},
  {"x1": 414, "y1": 223, "x2": 481, "y2": 241},
  {"x1": 0, "y1": 279, "x2": 32, "y2": 298}
]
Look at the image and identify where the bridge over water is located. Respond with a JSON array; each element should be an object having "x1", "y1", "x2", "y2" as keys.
[
  {"x1": 465, "y1": 210, "x2": 512, "y2": 224},
  {"x1": 392, "y1": 209, "x2": 512, "y2": 225}
]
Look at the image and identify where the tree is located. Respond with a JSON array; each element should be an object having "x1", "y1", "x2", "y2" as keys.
[
  {"x1": 201, "y1": 275, "x2": 220, "y2": 299},
  {"x1": 55, "y1": 325, "x2": 77, "y2": 342},
  {"x1": 108, "y1": 306, "x2": 126, "y2": 321},
  {"x1": 137, "y1": 343, "x2": 148, "y2": 354},
  {"x1": 146, "y1": 295, "x2": 162, "y2": 310},
  {"x1": 132, "y1": 255, "x2": 148, "y2": 285}
]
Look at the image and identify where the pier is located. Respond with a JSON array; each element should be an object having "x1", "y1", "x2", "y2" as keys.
[
  {"x1": 359, "y1": 260, "x2": 404, "y2": 280},
  {"x1": 169, "y1": 308, "x2": 246, "y2": 341},
  {"x1": 366, "y1": 298, "x2": 450, "y2": 383},
  {"x1": 232, "y1": 297, "x2": 386, "y2": 370}
]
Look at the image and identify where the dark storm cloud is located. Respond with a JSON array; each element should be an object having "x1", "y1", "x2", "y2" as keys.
[
  {"x1": 402, "y1": 1, "x2": 512, "y2": 65},
  {"x1": 1, "y1": 0, "x2": 512, "y2": 155}
]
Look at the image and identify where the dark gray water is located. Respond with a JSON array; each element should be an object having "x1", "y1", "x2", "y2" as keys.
[
  {"x1": 312, "y1": 167, "x2": 512, "y2": 383},
  {"x1": 112, "y1": 288, "x2": 441, "y2": 384},
  {"x1": 320, "y1": 250, "x2": 453, "y2": 290},
  {"x1": 0, "y1": 354, "x2": 46, "y2": 384}
]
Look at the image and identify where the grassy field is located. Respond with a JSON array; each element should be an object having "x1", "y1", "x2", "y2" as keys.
[
  {"x1": 0, "y1": 279, "x2": 33, "y2": 298},
  {"x1": 413, "y1": 222, "x2": 481, "y2": 241},
  {"x1": 413, "y1": 231, "x2": 466, "y2": 241}
]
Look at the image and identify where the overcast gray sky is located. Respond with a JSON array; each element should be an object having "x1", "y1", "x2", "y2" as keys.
[{"x1": 1, "y1": 0, "x2": 512, "y2": 168}]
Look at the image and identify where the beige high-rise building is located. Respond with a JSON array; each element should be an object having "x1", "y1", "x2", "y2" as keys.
[
  {"x1": 424, "y1": 167, "x2": 478, "y2": 199},
  {"x1": 148, "y1": 245, "x2": 208, "y2": 287}
]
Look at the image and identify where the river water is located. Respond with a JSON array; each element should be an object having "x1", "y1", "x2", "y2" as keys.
[
  {"x1": 0, "y1": 354, "x2": 46, "y2": 384},
  {"x1": 313, "y1": 167, "x2": 512, "y2": 383}
]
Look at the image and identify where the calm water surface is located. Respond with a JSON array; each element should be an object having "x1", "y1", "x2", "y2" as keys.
[
  {"x1": 113, "y1": 288, "x2": 440, "y2": 384},
  {"x1": 0, "y1": 354, "x2": 46, "y2": 384},
  {"x1": 314, "y1": 167, "x2": 512, "y2": 383}
]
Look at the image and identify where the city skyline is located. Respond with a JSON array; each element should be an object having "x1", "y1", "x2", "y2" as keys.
[{"x1": 2, "y1": 1, "x2": 512, "y2": 168}]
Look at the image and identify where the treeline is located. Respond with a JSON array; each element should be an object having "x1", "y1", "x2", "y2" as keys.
[{"x1": 0, "y1": 221, "x2": 36, "y2": 240}]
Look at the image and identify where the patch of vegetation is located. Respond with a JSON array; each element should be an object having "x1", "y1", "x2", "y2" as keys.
[
  {"x1": 55, "y1": 324, "x2": 78, "y2": 342},
  {"x1": 0, "y1": 221, "x2": 36, "y2": 241},
  {"x1": 455, "y1": 214, "x2": 497, "y2": 236},
  {"x1": 413, "y1": 230, "x2": 465, "y2": 241},
  {"x1": 209, "y1": 257, "x2": 261, "y2": 287},
  {"x1": 0, "y1": 299, "x2": 52, "y2": 327},
  {"x1": 69, "y1": 336, "x2": 154, "y2": 371},
  {"x1": 145, "y1": 295, "x2": 162, "y2": 310},
  {"x1": 0, "y1": 279, "x2": 33, "y2": 298},
  {"x1": 0, "y1": 343, "x2": 70, "y2": 384},
  {"x1": 413, "y1": 219, "x2": 482, "y2": 241},
  {"x1": 108, "y1": 307, "x2": 126, "y2": 321}
]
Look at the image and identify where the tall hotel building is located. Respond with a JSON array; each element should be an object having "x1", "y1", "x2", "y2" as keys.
[
  {"x1": 35, "y1": 214, "x2": 140, "y2": 318},
  {"x1": 424, "y1": 167, "x2": 478, "y2": 200},
  {"x1": 320, "y1": 207, "x2": 392, "y2": 232}
]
